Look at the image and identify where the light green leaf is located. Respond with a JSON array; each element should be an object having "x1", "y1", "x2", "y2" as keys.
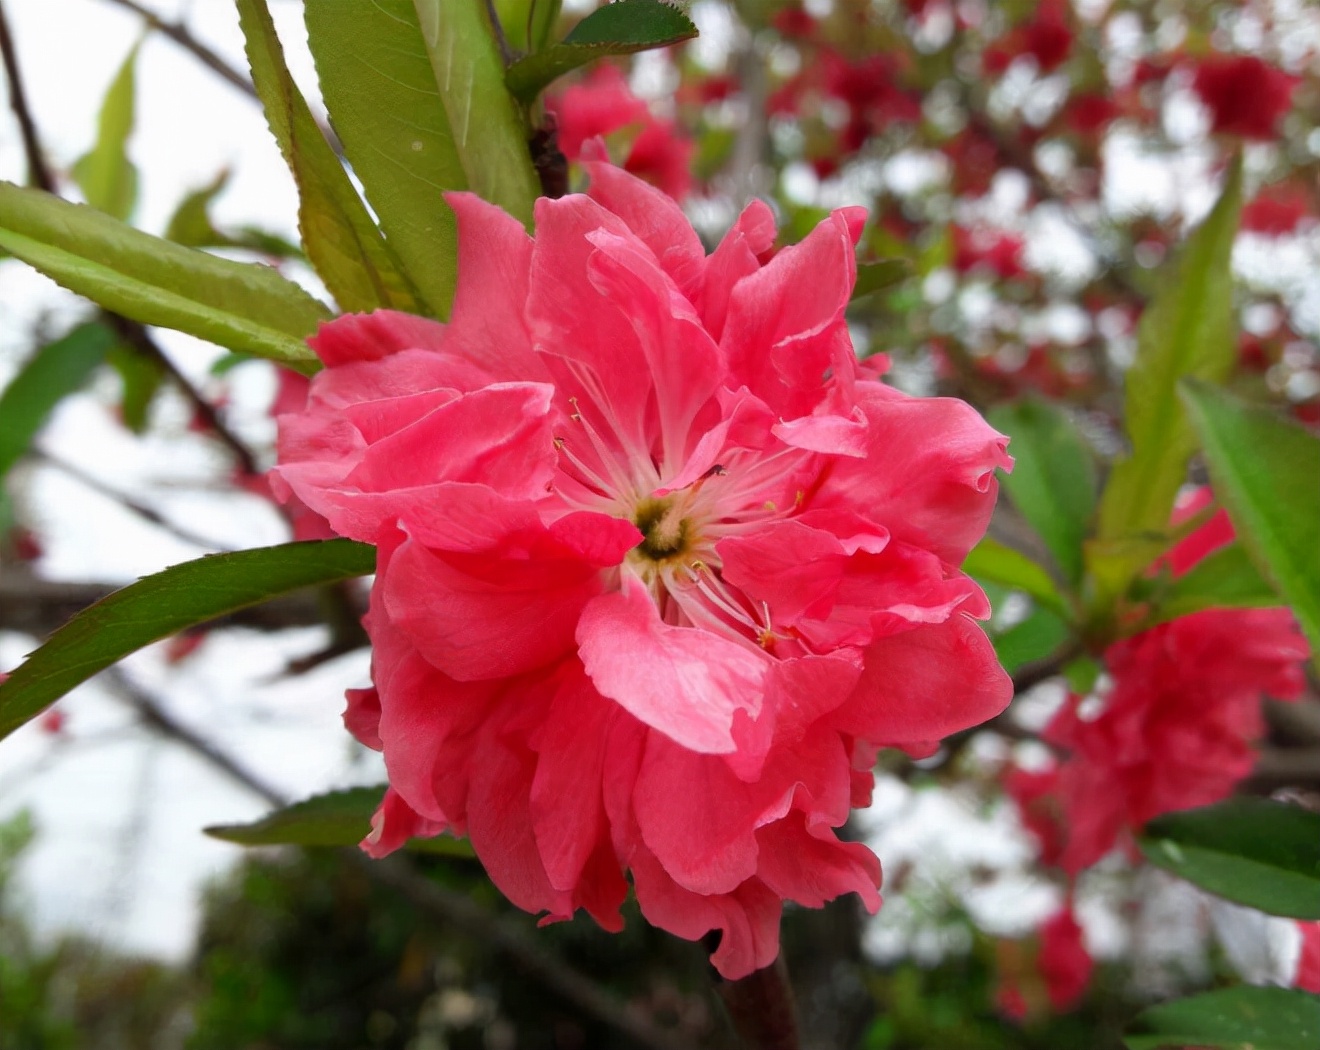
[
  {"x1": 1093, "y1": 155, "x2": 1243, "y2": 598},
  {"x1": 1181, "y1": 380, "x2": 1320, "y2": 670},
  {"x1": 0, "y1": 182, "x2": 327, "y2": 371},
  {"x1": 505, "y1": 0, "x2": 698, "y2": 104},
  {"x1": 988, "y1": 398, "x2": 1096, "y2": 585},
  {"x1": 165, "y1": 171, "x2": 301, "y2": 258},
  {"x1": 71, "y1": 42, "x2": 140, "y2": 221},
  {"x1": 963, "y1": 537, "x2": 1072, "y2": 620},
  {"x1": 413, "y1": 0, "x2": 540, "y2": 227},
  {"x1": 0, "y1": 322, "x2": 116, "y2": 481},
  {"x1": 1146, "y1": 541, "x2": 1278, "y2": 625},
  {"x1": 1125, "y1": 986, "x2": 1320, "y2": 1050},
  {"x1": 304, "y1": 0, "x2": 474, "y2": 317},
  {"x1": 205, "y1": 786, "x2": 474, "y2": 858},
  {"x1": 237, "y1": 0, "x2": 424, "y2": 313},
  {"x1": 1138, "y1": 798, "x2": 1320, "y2": 920},
  {"x1": 0, "y1": 540, "x2": 374, "y2": 741},
  {"x1": 850, "y1": 259, "x2": 911, "y2": 302},
  {"x1": 992, "y1": 606, "x2": 1071, "y2": 675}
]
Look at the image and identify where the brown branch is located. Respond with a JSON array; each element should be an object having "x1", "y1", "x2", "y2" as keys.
[
  {"x1": 99, "y1": 0, "x2": 257, "y2": 100},
  {"x1": 713, "y1": 955, "x2": 801, "y2": 1050},
  {"x1": 104, "y1": 314, "x2": 260, "y2": 476},
  {"x1": 30, "y1": 448, "x2": 235, "y2": 552},
  {"x1": 0, "y1": 0, "x2": 55, "y2": 191}
]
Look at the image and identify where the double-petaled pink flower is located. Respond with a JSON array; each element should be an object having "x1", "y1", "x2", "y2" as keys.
[{"x1": 274, "y1": 159, "x2": 1011, "y2": 977}]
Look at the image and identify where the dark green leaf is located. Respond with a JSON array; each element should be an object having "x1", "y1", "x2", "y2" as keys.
[
  {"x1": 988, "y1": 398, "x2": 1096, "y2": 585},
  {"x1": 991, "y1": 606, "x2": 1071, "y2": 675},
  {"x1": 106, "y1": 343, "x2": 164, "y2": 434},
  {"x1": 850, "y1": 259, "x2": 911, "y2": 301},
  {"x1": 1147, "y1": 541, "x2": 1278, "y2": 625},
  {"x1": 1125, "y1": 986, "x2": 1320, "y2": 1050},
  {"x1": 205, "y1": 786, "x2": 474, "y2": 858},
  {"x1": 0, "y1": 322, "x2": 116, "y2": 481},
  {"x1": 962, "y1": 537, "x2": 1071, "y2": 620},
  {"x1": 0, "y1": 182, "x2": 327, "y2": 370},
  {"x1": 71, "y1": 42, "x2": 140, "y2": 221},
  {"x1": 1181, "y1": 380, "x2": 1320, "y2": 671},
  {"x1": 413, "y1": 0, "x2": 540, "y2": 226},
  {"x1": 236, "y1": 0, "x2": 424, "y2": 313},
  {"x1": 505, "y1": 0, "x2": 698, "y2": 104},
  {"x1": 1093, "y1": 156, "x2": 1243, "y2": 600},
  {"x1": 0, "y1": 540, "x2": 374, "y2": 741},
  {"x1": 1138, "y1": 798, "x2": 1320, "y2": 919}
]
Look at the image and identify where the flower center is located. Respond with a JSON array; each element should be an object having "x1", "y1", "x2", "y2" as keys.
[{"x1": 631, "y1": 497, "x2": 692, "y2": 562}]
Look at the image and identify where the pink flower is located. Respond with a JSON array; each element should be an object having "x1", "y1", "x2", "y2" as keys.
[
  {"x1": 547, "y1": 65, "x2": 693, "y2": 201},
  {"x1": 1017, "y1": 494, "x2": 1309, "y2": 874},
  {"x1": 1192, "y1": 55, "x2": 1298, "y2": 140},
  {"x1": 274, "y1": 163, "x2": 1012, "y2": 977},
  {"x1": 1297, "y1": 921, "x2": 1320, "y2": 994}
]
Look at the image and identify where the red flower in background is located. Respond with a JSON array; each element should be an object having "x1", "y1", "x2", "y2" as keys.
[
  {"x1": 953, "y1": 225, "x2": 1028, "y2": 280},
  {"x1": 547, "y1": 65, "x2": 693, "y2": 201},
  {"x1": 1039, "y1": 907, "x2": 1092, "y2": 1010},
  {"x1": 1242, "y1": 185, "x2": 1314, "y2": 236},
  {"x1": 275, "y1": 161, "x2": 1012, "y2": 977},
  {"x1": 1192, "y1": 55, "x2": 1298, "y2": 140},
  {"x1": 1297, "y1": 922, "x2": 1320, "y2": 994},
  {"x1": 1012, "y1": 493, "x2": 1309, "y2": 874}
]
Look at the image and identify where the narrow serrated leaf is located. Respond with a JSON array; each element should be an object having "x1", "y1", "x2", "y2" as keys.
[
  {"x1": 1125, "y1": 986, "x2": 1320, "y2": 1050},
  {"x1": 0, "y1": 540, "x2": 374, "y2": 740},
  {"x1": 1181, "y1": 380, "x2": 1320, "y2": 670},
  {"x1": 413, "y1": 0, "x2": 540, "y2": 227},
  {"x1": 1138, "y1": 798, "x2": 1320, "y2": 919},
  {"x1": 506, "y1": 0, "x2": 697, "y2": 103},
  {"x1": 0, "y1": 322, "x2": 116, "y2": 481},
  {"x1": 205, "y1": 786, "x2": 474, "y2": 857},
  {"x1": 0, "y1": 182, "x2": 326, "y2": 370},
  {"x1": 1092, "y1": 156, "x2": 1242, "y2": 602},
  {"x1": 305, "y1": 0, "x2": 465, "y2": 316},
  {"x1": 989, "y1": 398, "x2": 1096, "y2": 585},
  {"x1": 71, "y1": 42, "x2": 140, "y2": 221},
  {"x1": 237, "y1": 0, "x2": 425, "y2": 314}
]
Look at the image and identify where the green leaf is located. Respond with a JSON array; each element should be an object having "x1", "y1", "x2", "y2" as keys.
[
  {"x1": 0, "y1": 182, "x2": 327, "y2": 371},
  {"x1": 505, "y1": 0, "x2": 698, "y2": 104},
  {"x1": 0, "y1": 540, "x2": 374, "y2": 741},
  {"x1": 106, "y1": 343, "x2": 164, "y2": 434},
  {"x1": 413, "y1": 0, "x2": 541, "y2": 226},
  {"x1": 1093, "y1": 156, "x2": 1243, "y2": 597},
  {"x1": 0, "y1": 322, "x2": 116, "y2": 482},
  {"x1": 236, "y1": 0, "x2": 425, "y2": 314},
  {"x1": 1181, "y1": 380, "x2": 1320, "y2": 672},
  {"x1": 71, "y1": 42, "x2": 140, "y2": 221},
  {"x1": 850, "y1": 259, "x2": 911, "y2": 302},
  {"x1": 1125, "y1": 986, "x2": 1320, "y2": 1050},
  {"x1": 988, "y1": 398, "x2": 1096, "y2": 585},
  {"x1": 1146, "y1": 541, "x2": 1278, "y2": 625},
  {"x1": 962, "y1": 537, "x2": 1072, "y2": 620},
  {"x1": 304, "y1": 0, "x2": 459, "y2": 316},
  {"x1": 992, "y1": 606, "x2": 1071, "y2": 675},
  {"x1": 164, "y1": 171, "x2": 301, "y2": 259},
  {"x1": 205, "y1": 786, "x2": 474, "y2": 858},
  {"x1": 1138, "y1": 798, "x2": 1320, "y2": 919}
]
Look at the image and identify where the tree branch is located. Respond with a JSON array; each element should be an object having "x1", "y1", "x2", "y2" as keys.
[
  {"x1": 0, "y1": 0, "x2": 55, "y2": 191},
  {"x1": 99, "y1": 0, "x2": 256, "y2": 100}
]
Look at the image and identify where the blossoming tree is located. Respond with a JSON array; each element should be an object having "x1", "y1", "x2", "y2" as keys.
[{"x1": 0, "y1": 0, "x2": 1318, "y2": 1046}]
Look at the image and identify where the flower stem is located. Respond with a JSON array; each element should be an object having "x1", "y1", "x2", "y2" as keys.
[{"x1": 716, "y1": 957, "x2": 801, "y2": 1050}]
